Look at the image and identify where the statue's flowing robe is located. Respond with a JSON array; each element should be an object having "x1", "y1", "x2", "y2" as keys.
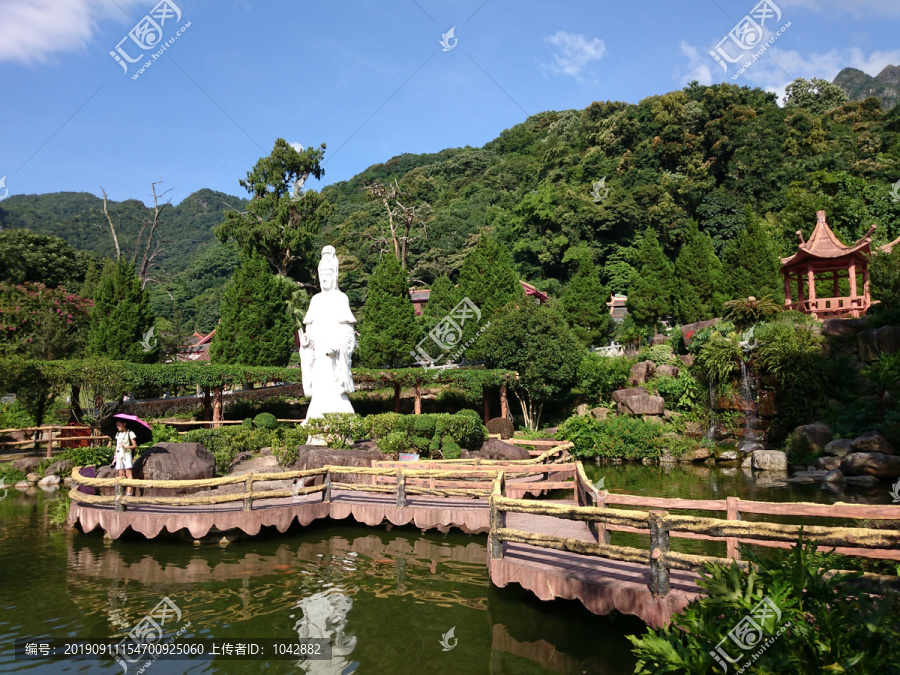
[{"x1": 300, "y1": 289, "x2": 356, "y2": 419}]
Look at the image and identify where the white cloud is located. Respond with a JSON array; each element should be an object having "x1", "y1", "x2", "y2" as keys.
[
  {"x1": 289, "y1": 142, "x2": 305, "y2": 152},
  {"x1": 676, "y1": 38, "x2": 900, "y2": 104},
  {"x1": 543, "y1": 31, "x2": 606, "y2": 81},
  {"x1": 0, "y1": 0, "x2": 146, "y2": 64}
]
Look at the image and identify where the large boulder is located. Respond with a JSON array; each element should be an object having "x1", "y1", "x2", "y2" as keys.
[
  {"x1": 656, "y1": 364, "x2": 680, "y2": 378},
  {"x1": 464, "y1": 439, "x2": 530, "y2": 461},
  {"x1": 683, "y1": 421, "x2": 705, "y2": 438},
  {"x1": 751, "y1": 450, "x2": 788, "y2": 472},
  {"x1": 629, "y1": 361, "x2": 656, "y2": 386},
  {"x1": 612, "y1": 387, "x2": 664, "y2": 416},
  {"x1": 290, "y1": 442, "x2": 384, "y2": 485},
  {"x1": 823, "y1": 439, "x2": 853, "y2": 458},
  {"x1": 44, "y1": 458, "x2": 73, "y2": 476},
  {"x1": 681, "y1": 319, "x2": 720, "y2": 347},
  {"x1": 815, "y1": 456, "x2": 842, "y2": 471},
  {"x1": 790, "y1": 423, "x2": 833, "y2": 457},
  {"x1": 133, "y1": 442, "x2": 216, "y2": 496},
  {"x1": 650, "y1": 334, "x2": 668, "y2": 346},
  {"x1": 859, "y1": 326, "x2": 900, "y2": 363},
  {"x1": 12, "y1": 457, "x2": 42, "y2": 474},
  {"x1": 821, "y1": 318, "x2": 867, "y2": 338},
  {"x1": 590, "y1": 407, "x2": 609, "y2": 420},
  {"x1": 850, "y1": 431, "x2": 895, "y2": 455},
  {"x1": 840, "y1": 452, "x2": 900, "y2": 480}
]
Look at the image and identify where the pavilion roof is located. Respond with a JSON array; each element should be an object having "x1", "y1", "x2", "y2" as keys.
[{"x1": 781, "y1": 211, "x2": 872, "y2": 269}]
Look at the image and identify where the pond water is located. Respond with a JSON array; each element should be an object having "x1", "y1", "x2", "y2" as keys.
[{"x1": 0, "y1": 462, "x2": 888, "y2": 675}]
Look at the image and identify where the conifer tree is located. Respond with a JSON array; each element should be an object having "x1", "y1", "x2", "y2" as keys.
[
  {"x1": 420, "y1": 274, "x2": 460, "y2": 331},
  {"x1": 561, "y1": 249, "x2": 613, "y2": 347},
  {"x1": 358, "y1": 253, "x2": 419, "y2": 368},
  {"x1": 674, "y1": 223, "x2": 726, "y2": 324},
  {"x1": 209, "y1": 254, "x2": 293, "y2": 366},
  {"x1": 456, "y1": 233, "x2": 522, "y2": 359},
  {"x1": 722, "y1": 209, "x2": 783, "y2": 301},
  {"x1": 86, "y1": 258, "x2": 157, "y2": 362},
  {"x1": 627, "y1": 229, "x2": 674, "y2": 333}
]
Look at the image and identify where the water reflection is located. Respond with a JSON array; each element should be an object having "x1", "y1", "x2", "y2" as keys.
[{"x1": 57, "y1": 523, "x2": 622, "y2": 674}]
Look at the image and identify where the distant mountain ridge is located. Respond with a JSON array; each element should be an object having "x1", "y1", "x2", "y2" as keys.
[
  {"x1": 834, "y1": 65, "x2": 900, "y2": 110},
  {"x1": 0, "y1": 188, "x2": 246, "y2": 276}
]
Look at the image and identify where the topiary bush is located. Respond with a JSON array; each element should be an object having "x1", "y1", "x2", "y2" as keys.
[
  {"x1": 242, "y1": 417, "x2": 254, "y2": 428},
  {"x1": 253, "y1": 412, "x2": 278, "y2": 429},
  {"x1": 557, "y1": 415, "x2": 666, "y2": 460},
  {"x1": 486, "y1": 417, "x2": 514, "y2": 439}
]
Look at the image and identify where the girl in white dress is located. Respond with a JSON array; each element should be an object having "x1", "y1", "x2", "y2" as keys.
[{"x1": 114, "y1": 419, "x2": 137, "y2": 496}]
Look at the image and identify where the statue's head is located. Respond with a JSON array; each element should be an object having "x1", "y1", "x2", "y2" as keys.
[{"x1": 318, "y1": 245, "x2": 339, "y2": 291}]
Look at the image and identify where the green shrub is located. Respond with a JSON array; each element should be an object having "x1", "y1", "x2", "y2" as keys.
[
  {"x1": 696, "y1": 331, "x2": 742, "y2": 383},
  {"x1": 687, "y1": 320, "x2": 736, "y2": 354},
  {"x1": 48, "y1": 494, "x2": 70, "y2": 526},
  {"x1": 378, "y1": 431, "x2": 413, "y2": 455},
  {"x1": 271, "y1": 426, "x2": 308, "y2": 466},
  {"x1": 575, "y1": 353, "x2": 633, "y2": 404},
  {"x1": 253, "y1": 412, "x2": 278, "y2": 429},
  {"x1": 650, "y1": 370, "x2": 705, "y2": 413},
  {"x1": 863, "y1": 352, "x2": 900, "y2": 397},
  {"x1": 364, "y1": 412, "x2": 486, "y2": 450},
  {"x1": 242, "y1": 417, "x2": 254, "y2": 428},
  {"x1": 58, "y1": 445, "x2": 114, "y2": 469},
  {"x1": 0, "y1": 400, "x2": 34, "y2": 430},
  {"x1": 629, "y1": 536, "x2": 900, "y2": 674},
  {"x1": 0, "y1": 464, "x2": 25, "y2": 484},
  {"x1": 638, "y1": 343, "x2": 678, "y2": 365},
  {"x1": 441, "y1": 435, "x2": 461, "y2": 459},
  {"x1": 366, "y1": 412, "x2": 404, "y2": 439},
  {"x1": 557, "y1": 415, "x2": 666, "y2": 460}
]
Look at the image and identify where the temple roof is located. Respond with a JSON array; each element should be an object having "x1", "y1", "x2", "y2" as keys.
[{"x1": 781, "y1": 211, "x2": 873, "y2": 269}]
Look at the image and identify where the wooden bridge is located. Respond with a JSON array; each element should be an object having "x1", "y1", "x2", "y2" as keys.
[{"x1": 68, "y1": 443, "x2": 900, "y2": 628}]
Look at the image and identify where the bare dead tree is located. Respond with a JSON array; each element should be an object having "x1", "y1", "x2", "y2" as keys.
[
  {"x1": 132, "y1": 180, "x2": 173, "y2": 289},
  {"x1": 100, "y1": 188, "x2": 122, "y2": 260},
  {"x1": 362, "y1": 179, "x2": 431, "y2": 269}
]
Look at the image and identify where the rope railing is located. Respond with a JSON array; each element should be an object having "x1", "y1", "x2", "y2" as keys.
[
  {"x1": 68, "y1": 442, "x2": 577, "y2": 512},
  {"x1": 489, "y1": 463, "x2": 900, "y2": 597}
]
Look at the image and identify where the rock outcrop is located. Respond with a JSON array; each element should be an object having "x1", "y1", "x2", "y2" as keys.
[
  {"x1": 790, "y1": 423, "x2": 833, "y2": 457},
  {"x1": 840, "y1": 452, "x2": 900, "y2": 479},
  {"x1": 133, "y1": 442, "x2": 216, "y2": 496}
]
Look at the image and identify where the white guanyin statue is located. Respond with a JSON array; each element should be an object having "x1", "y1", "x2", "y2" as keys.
[{"x1": 299, "y1": 246, "x2": 356, "y2": 428}]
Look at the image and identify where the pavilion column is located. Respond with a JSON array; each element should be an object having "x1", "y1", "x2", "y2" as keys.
[
  {"x1": 862, "y1": 266, "x2": 870, "y2": 309},
  {"x1": 500, "y1": 384, "x2": 508, "y2": 420},
  {"x1": 783, "y1": 274, "x2": 791, "y2": 308},
  {"x1": 806, "y1": 267, "x2": 817, "y2": 308},
  {"x1": 796, "y1": 275, "x2": 804, "y2": 307},
  {"x1": 849, "y1": 262, "x2": 857, "y2": 300}
]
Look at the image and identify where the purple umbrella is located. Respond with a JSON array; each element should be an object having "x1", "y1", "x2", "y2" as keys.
[{"x1": 100, "y1": 413, "x2": 153, "y2": 446}]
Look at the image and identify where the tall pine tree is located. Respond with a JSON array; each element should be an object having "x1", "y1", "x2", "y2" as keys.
[
  {"x1": 561, "y1": 247, "x2": 613, "y2": 347},
  {"x1": 722, "y1": 209, "x2": 783, "y2": 301},
  {"x1": 627, "y1": 229, "x2": 674, "y2": 333},
  {"x1": 674, "y1": 222, "x2": 726, "y2": 324},
  {"x1": 209, "y1": 254, "x2": 293, "y2": 366},
  {"x1": 86, "y1": 258, "x2": 156, "y2": 362},
  {"x1": 420, "y1": 274, "x2": 460, "y2": 332},
  {"x1": 456, "y1": 233, "x2": 522, "y2": 360},
  {"x1": 358, "y1": 253, "x2": 419, "y2": 368}
]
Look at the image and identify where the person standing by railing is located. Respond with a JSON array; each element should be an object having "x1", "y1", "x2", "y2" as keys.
[{"x1": 114, "y1": 419, "x2": 137, "y2": 497}]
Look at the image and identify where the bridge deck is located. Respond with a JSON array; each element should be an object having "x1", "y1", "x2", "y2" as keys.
[{"x1": 69, "y1": 490, "x2": 700, "y2": 627}]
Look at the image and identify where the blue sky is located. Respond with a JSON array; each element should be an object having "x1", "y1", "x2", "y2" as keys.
[{"x1": 0, "y1": 0, "x2": 898, "y2": 206}]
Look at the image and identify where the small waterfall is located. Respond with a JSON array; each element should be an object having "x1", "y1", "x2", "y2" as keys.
[
  {"x1": 738, "y1": 356, "x2": 760, "y2": 449},
  {"x1": 705, "y1": 379, "x2": 718, "y2": 440}
]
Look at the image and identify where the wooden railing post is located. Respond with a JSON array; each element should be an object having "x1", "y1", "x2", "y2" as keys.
[
  {"x1": 396, "y1": 470, "x2": 406, "y2": 508},
  {"x1": 490, "y1": 473, "x2": 506, "y2": 560},
  {"x1": 322, "y1": 471, "x2": 332, "y2": 503},
  {"x1": 648, "y1": 511, "x2": 670, "y2": 596},
  {"x1": 46, "y1": 432, "x2": 53, "y2": 458},
  {"x1": 114, "y1": 479, "x2": 123, "y2": 512},
  {"x1": 243, "y1": 475, "x2": 253, "y2": 511},
  {"x1": 596, "y1": 488, "x2": 610, "y2": 545},
  {"x1": 726, "y1": 496, "x2": 740, "y2": 560}
]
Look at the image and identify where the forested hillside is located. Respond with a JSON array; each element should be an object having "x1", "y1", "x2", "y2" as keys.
[
  {"x1": 3, "y1": 80, "x2": 899, "y2": 333},
  {"x1": 321, "y1": 81, "x2": 900, "y2": 310}
]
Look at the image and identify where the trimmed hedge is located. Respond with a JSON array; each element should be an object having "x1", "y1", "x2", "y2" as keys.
[{"x1": 557, "y1": 415, "x2": 666, "y2": 460}]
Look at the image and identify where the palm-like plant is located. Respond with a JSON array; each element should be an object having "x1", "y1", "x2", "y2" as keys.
[{"x1": 723, "y1": 295, "x2": 782, "y2": 328}]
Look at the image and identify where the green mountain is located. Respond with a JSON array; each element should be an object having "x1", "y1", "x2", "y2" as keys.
[
  {"x1": 0, "y1": 188, "x2": 247, "y2": 276},
  {"x1": 834, "y1": 66, "x2": 900, "y2": 110},
  {"x1": 321, "y1": 81, "x2": 900, "y2": 309}
]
